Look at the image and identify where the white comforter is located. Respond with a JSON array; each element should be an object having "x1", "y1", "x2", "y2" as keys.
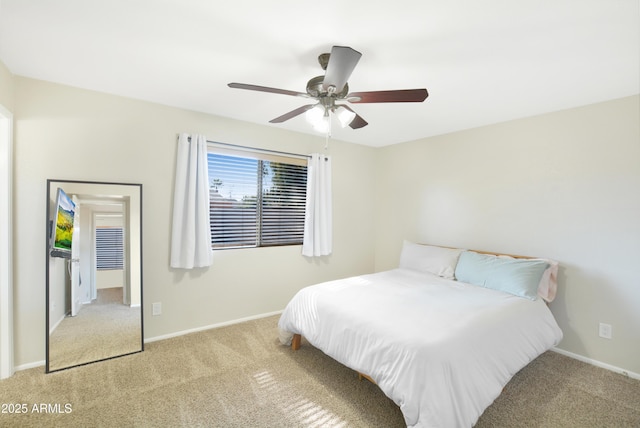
[{"x1": 278, "y1": 268, "x2": 563, "y2": 428}]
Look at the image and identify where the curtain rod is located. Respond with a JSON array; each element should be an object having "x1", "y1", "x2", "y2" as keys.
[{"x1": 184, "y1": 136, "x2": 311, "y2": 160}]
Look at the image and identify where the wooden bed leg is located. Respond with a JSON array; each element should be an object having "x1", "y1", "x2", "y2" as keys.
[
  {"x1": 358, "y1": 372, "x2": 376, "y2": 384},
  {"x1": 291, "y1": 334, "x2": 301, "y2": 351}
]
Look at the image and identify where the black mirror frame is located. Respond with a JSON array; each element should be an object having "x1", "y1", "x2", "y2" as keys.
[{"x1": 45, "y1": 179, "x2": 144, "y2": 373}]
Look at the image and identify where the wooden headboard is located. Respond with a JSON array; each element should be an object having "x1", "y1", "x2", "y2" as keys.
[{"x1": 438, "y1": 245, "x2": 535, "y2": 260}]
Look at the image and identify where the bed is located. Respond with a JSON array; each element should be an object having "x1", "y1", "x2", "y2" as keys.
[{"x1": 278, "y1": 242, "x2": 563, "y2": 427}]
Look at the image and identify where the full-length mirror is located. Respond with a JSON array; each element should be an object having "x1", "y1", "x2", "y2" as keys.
[{"x1": 46, "y1": 179, "x2": 143, "y2": 372}]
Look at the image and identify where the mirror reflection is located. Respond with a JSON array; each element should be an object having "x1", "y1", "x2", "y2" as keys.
[{"x1": 46, "y1": 179, "x2": 143, "y2": 372}]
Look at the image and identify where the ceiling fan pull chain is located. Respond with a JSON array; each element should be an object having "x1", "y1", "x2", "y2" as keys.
[{"x1": 325, "y1": 110, "x2": 332, "y2": 150}]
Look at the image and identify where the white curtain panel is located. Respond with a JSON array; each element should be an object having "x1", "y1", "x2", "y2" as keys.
[
  {"x1": 302, "y1": 153, "x2": 332, "y2": 257},
  {"x1": 170, "y1": 133, "x2": 213, "y2": 268}
]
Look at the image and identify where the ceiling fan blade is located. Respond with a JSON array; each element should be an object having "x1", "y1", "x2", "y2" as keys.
[
  {"x1": 340, "y1": 105, "x2": 368, "y2": 129},
  {"x1": 322, "y1": 46, "x2": 362, "y2": 93},
  {"x1": 269, "y1": 104, "x2": 316, "y2": 123},
  {"x1": 347, "y1": 88, "x2": 428, "y2": 103},
  {"x1": 228, "y1": 82, "x2": 308, "y2": 98}
]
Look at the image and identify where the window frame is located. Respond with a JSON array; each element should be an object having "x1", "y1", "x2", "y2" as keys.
[{"x1": 207, "y1": 144, "x2": 308, "y2": 250}]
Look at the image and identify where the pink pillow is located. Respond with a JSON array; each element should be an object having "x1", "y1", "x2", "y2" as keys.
[{"x1": 498, "y1": 255, "x2": 558, "y2": 302}]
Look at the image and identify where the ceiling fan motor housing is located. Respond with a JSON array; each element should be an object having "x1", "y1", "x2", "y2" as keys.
[{"x1": 306, "y1": 75, "x2": 349, "y2": 99}]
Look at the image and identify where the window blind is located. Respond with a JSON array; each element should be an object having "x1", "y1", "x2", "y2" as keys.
[
  {"x1": 96, "y1": 227, "x2": 124, "y2": 270},
  {"x1": 208, "y1": 150, "x2": 307, "y2": 249}
]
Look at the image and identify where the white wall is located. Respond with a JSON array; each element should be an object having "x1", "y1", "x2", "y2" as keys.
[
  {"x1": 12, "y1": 77, "x2": 377, "y2": 367},
  {"x1": 96, "y1": 270, "x2": 123, "y2": 289},
  {"x1": 11, "y1": 71, "x2": 639, "y2": 377},
  {"x1": 0, "y1": 61, "x2": 13, "y2": 110},
  {"x1": 375, "y1": 95, "x2": 640, "y2": 375}
]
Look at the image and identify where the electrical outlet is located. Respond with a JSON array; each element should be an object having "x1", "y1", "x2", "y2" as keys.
[
  {"x1": 152, "y1": 302, "x2": 162, "y2": 316},
  {"x1": 598, "y1": 323, "x2": 612, "y2": 339}
]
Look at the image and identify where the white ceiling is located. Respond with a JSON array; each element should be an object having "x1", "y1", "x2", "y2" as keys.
[{"x1": 0, "y1": 0, "x2": 638, "y2": 147}]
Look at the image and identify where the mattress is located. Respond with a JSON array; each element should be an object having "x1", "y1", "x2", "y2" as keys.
[{"x1": 278, "y1": 268, "x2": 563, "y2": 427}]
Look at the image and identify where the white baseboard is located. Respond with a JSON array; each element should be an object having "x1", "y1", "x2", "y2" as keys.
[
  {"x1": 15, "y1": 360, "x2": 45, "y2": 372},
  {"x1": 49, "y1": 313, "x2": 66, "y2": 335},
  {"x1": 17, "y1": 315, "x2": 638, "y2": 383},
  {"x1": 144, "y1": 310, "x2": 284, "y2": 344},
  {"x1": 552, "y1": 347, "x2": 640, "y2": 380},
  {"x1": 12, "y1": 311, "x2": 284, "y2": 374}
]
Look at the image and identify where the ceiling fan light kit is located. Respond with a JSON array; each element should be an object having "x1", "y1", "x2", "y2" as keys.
[
  {"x1": 336, "y1": 106, "x2": 356, "y2": 128},
  {"x1": 228, "y1": 46, "x2": 429, "y2": 133},
  {"x1": 305, "y1": 105, "x2": 330, "y2": 133},
  {"x1": 304, "y1": 101, "x2": 355, "y2": 132}
]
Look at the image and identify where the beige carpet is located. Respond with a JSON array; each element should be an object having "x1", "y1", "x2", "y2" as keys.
[
  {"x1": 1, "y1": 315, "x2": 638, "y2": 427},
  {"x1": 48, "y1": 287, "x2": 142, "y2": 372}
]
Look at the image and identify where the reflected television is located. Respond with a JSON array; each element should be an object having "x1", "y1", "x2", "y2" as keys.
[{"x1": 50, "y1": 187, "x2": 76, "y2": 258}]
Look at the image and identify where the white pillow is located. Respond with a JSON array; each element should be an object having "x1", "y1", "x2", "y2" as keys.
[{"x1": 399, "y1": 241, "x2": 464, "y2": 279}]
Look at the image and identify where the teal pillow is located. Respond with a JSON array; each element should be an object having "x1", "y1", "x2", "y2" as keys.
[{"x1": 454, "y1": 251, "x2": 549, "y2": 300}]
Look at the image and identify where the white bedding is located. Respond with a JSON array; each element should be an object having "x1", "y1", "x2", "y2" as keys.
[{"x1": 278, "y1": 268, "x2": 563, "y2": 427}]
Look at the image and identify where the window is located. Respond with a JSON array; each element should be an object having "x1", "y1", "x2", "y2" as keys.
[
  {"x1": 208, "y1": 147, "x2": 307, "y2": 249},
  {"x1": 96, "y1": 227, "x2": 124, "y2": 270}
]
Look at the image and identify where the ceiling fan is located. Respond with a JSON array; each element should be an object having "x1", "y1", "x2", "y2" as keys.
[{"x1": 228, "y1": 46, "x2": 428, "y2": 132}]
